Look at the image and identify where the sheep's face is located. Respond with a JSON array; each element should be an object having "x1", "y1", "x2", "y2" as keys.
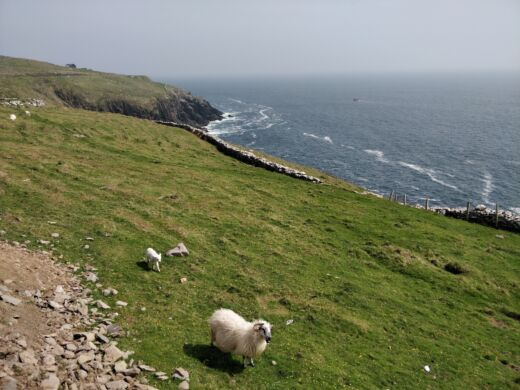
[{"x1": 254, "y1": 322, "x2": 272, "y2": 343}]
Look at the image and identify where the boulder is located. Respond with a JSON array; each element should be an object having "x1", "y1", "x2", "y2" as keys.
[{"x1": 166, "y1": 243, "x2": 189, "y2": 257}]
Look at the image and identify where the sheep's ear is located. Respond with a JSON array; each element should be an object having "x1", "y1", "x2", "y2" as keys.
[{"x1": 253, "y1": 323, "x2": 262, "y2": 331}]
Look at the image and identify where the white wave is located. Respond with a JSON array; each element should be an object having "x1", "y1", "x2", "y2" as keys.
[
  {"x1": 229, "y1": 98, "x2": 245, "y2": 104},
  {"x1": 251, "y1": 132, "x2": 257, "y2": 139},
  {"x1": 303, "y1": 133, "x2": 333, "y2": 144},
  {"x1": 510, "y1": 207, "x2": 520, "y2": 215},
  {"x1": 363, "y1": 149, "x2": 388, "y2": 163},
  {"x1": 398, "y1": 161, "x2": 459, "y2": 191},
  {"x1": 481, "y1": 172, "x2": 493, "y2": 204}
]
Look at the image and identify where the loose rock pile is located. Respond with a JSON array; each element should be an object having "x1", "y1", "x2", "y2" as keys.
[
  {"x1": 156, "y1": 121, "x2": 322, "y2": 183},
  {"x1": 0, "y1": 243, "x2": 166, "y2": 390}
]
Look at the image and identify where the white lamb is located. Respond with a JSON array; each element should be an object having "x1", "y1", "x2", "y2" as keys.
[
  {"x1": 145, "y1": 247, "x2": 161, "y2": 272},
  {"x1": 209, "y1": 308, "x2": 272, "y2": 367}
]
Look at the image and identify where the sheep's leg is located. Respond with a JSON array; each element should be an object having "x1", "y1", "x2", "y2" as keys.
[
  {"x1": 250, "y1": 358, "x2": 255, "y2": 367},
  {"x1": 156, "y1": 262, "x2": 160, "y2": 272},
  {"x1": 243, "y1": 357, "x2": 248, "y2": 368}
]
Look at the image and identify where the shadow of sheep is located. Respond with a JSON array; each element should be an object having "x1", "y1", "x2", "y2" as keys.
[{"x1": 183, "y1": 344, "x2": 245, "y2": 374}]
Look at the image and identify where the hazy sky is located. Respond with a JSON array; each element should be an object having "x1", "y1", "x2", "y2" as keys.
[{"x1": 1, "y1": 0, "x2": 519, "y2": 77}]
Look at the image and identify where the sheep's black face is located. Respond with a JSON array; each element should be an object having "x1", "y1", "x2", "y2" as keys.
[{"x1": 256, "y1": 323, "x2": 272, "y2": 343}]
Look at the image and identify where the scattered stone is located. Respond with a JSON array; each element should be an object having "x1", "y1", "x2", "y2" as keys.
[
  {"x1": 19, "y1": 349, "x2": 38, "y2": 365},
  {"x1": 106, "y1": 324, "x2": 122, "y2": 337},
  {"x1": 96, "y1": 300, "x2": 111, "y2": 309},
  {"x1": 96, "y1": 333, "x2": 109, "y2": 344},
  {"x1": 51, "y1": 233, "x2": 60, "y2": 238},
  {"x1": 496, "y1": 234, "x2": 505, "y2": 239},
  {"x1": 48, "y1": 300, "x2": 62, "y2": 310},
  {"x1": 424, "y1": 365, "x2": 431, "y2": 373},
  {"x1": 85, "y1": 237, "x2": 94, "y2": 241},
  {"x1": 115, "y1": 300, "x2": 128, "y2": 307},
  {"x1": 154, "y1": 372, "x2": 169, "y2": 381},
  {"x1": 180, "y1": 277, "x2": 188, "y2": 284},
  {"x1": 138, "y1": 364, "x2": 156, "y2": 372},
  {"x1": 77, "y1": 353, "x2": 94, "y2": 365},
  {"x1": 166, "y1": 243, "x2": 189, "y2": 257},
  {"x1": 15, "y1": 336, "x2": 27, "y2": 348},
  {"x1": 0, "y1": 376, "x2": 17, "y2": 390},
  {"x1": 9, "y1": 114, "x2": 16, "y2": 121},
  {"x1": 123, "y1": 367, "x2": 141, "y2": 377},
  {"x1": 83, "y1": 245, "x2": 90, "y2": 250},
  {"x1": 39, "y1": 240, "x2": 51, "y2": 245},
  {"x1": 0, "y1": 294, "x2": 21, "y2": 306},
  {"x1": 41, "y1": 373, "x2": 60, "y2": 390},
  {"x1": 0, "y1": 230, "x2": 6, "y2": 235},
  {"x1": 286, "y1": 319, "x2": 294, "y2": 326},
  {"x1": 271, "y1": 360, "x2": 277, "y2": 366},
  {"x1": 114, "y1": 360, "x2": 127, "y2": 373},
  {"x1": 172, "y1": 367, "x2": 189, "y2": 381},
  {"x1": 141, "y1": 307, "x2": 146, "y2": 312},
  {"x1": 104, "y1": 345, "x2": 124, "y2": 363},
  {"x1": 102, "y1": 288, "x2": 118, "y2": 296},
  {"x1": 178, "y1": 381, "x2": 189, "y2": 390},
  {"x1": 105, "y1": 380, "x2": 128, "y2": 390},
  {"x1": 84, "y1": 272, "x2": 98, "y2": 282}
]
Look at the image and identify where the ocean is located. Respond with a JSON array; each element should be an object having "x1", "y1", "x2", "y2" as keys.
[{"x1": 165, "y1": 73, "x2": 520, "y2": 213}]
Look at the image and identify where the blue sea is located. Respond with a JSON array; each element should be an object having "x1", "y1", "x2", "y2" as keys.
[{"x1": 165, "y1": 74, "x2": 520, "y2": 213}]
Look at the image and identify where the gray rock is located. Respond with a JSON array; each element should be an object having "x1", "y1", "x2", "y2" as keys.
[
  {"x1": 138, "y1": 364, "x2": 156, "y2": 372},
  {"x1": 0, "y1": 376, "x2": 17, "y2": 390},
  {"x1": 77, "y1": 353, "x2": 94, "y2": 365},
  {"x1": 166, "y1": 243, "x2": 189, "y2": 257},
  {"x1": 123, "y1": 367, "x2": 141, "y2": 377},
  {"x1": 173, "y1": 367, "x2": 189, "y2": 381},
  {"x1": 106, "y1": 324, "x2": 122, "y2": 337},
  {"x1": 178, "y1": 381, "x2": 189, "y2": 390},
  {"x1": 48, "y1": 300, "x2": 62, "y2": 310},
  {"x1": 0, "y1": 294, "x2": 21, "y2": 306},
  {"x1": 96, "y1": 333, "x2": 110, "y2": 344},
  {"x1": 42, "y1": 354, "x2": 56, "y2": 366},
  {"x1": 104, "y1": 345, "x2": 123, "y2": 363},
  {"x1": 115, "y1": 301, "x2": 127, "y2": 307},
  {"x1": 41, "y1": 373, "x2": 60, "y2": 390},
  {"x1": 51, "y1": 233, "x2": 60, "y2": 238},
  {"x1": 105, "y1": 380, "x2": 128, "y2": 390},
  {"x1": 96, "y1": 300, "x2": 111, "y2": 310},
  {"x1": 15, "y1": 336, "x2": 27, "y2": 348},
  {"x1": 19, "y1": 349, "x2": 38, "y2": 364},
  {"x1": 102, "y1": 288, "x2": 118, "y2": 296},
  {"x1": 84, "y1": 272, "x2": 98, "y2": 282},
  {"x1": 114, "y1": 360, "x2": 127, "y2": 373}
]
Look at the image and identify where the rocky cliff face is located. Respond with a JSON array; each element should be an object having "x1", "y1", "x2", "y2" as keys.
[
  {"x1": 54, "y1": 87, "x2": 222, "y2": 127},
  {"x1": 0, "y1": 56, "x2": 223, "y2": 128}
]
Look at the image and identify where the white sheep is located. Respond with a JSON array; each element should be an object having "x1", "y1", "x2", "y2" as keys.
[
  {"x1": 209, "y1": 308, "x2": 272, "y2": 367},
  {"x1": 144, "y1": 247, "x2": 161, "y2": 272}
]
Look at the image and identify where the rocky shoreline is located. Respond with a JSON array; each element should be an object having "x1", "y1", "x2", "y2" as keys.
[{"x1": 156, "y1": 121, "x2": 322, "y2": 183}]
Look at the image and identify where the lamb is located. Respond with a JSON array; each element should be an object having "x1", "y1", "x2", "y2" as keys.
[
  {"x1": 209, "y1": 308, "x2": 272, "y2": 367},
  {"x1": 144, "y1": 247, "x2": 161, "y2": 272}
]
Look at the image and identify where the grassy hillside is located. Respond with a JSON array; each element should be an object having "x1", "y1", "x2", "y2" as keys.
[
  {"x1": 0, "y1": 56, "x2": 221, "y2": 126},
  {"x1": 0, "y1": 105, "x2": 519, "y2": 389}
]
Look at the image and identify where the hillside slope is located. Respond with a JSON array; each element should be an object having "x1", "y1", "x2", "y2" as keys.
[
  {"x1": 0, "y1": 56, "x2": 222, "y2": 127},
  {"x1": 0, "y1": 104, "x2": 519, "y2": 389}
]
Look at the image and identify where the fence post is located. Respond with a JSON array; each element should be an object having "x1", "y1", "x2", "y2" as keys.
[
  {"x1": 466, "y1": 201, "x2": 470, "y2": 220},
  {"x1": 496, "y1": 203, "x2": 499, "y2": 228},
  {"x1": 404, "y1": 194, "x2": 407, "y2": 206},
  {"x1": 425, "y1": 197, "x2": 429, "y2": 211},
  {"x1": 389, "y1": 190, "x2": 394, "y2": 201}
]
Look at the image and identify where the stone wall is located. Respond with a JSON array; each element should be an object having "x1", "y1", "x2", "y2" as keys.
[
  {"x1": 156, "y1": 121, "x2": 322, "y2": 184},
  {"x1": 432, "y1": 205, "x2": 520, "y2": 233}
]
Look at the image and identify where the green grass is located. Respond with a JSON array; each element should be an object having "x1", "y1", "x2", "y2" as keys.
[
  {"x1": 0, "y1": 105, "x2": 519, "y2": 389},
  {"x1": 0, "y1": 55, "x2": 188, "y2": 111}
]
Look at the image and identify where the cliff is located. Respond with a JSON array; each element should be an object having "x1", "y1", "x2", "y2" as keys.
[{"x1": 0, "y1": 56, "x2": 222, "y2": 127}]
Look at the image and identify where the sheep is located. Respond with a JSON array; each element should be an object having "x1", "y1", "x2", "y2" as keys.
[
  {"x1": 144, "y1": 247, "x2": 161, "y2": 272},
  {"x1": 209, "y1": 308, "x2": 272, "y2": 367}
]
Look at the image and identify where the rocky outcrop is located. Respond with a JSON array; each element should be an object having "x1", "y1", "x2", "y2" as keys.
[
  {"x1": 156, "y1": 121, "x2": 322, "y2": 184},
  {"x1": 53, "y1": 88, "x2": 222, "y2": 128}
]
